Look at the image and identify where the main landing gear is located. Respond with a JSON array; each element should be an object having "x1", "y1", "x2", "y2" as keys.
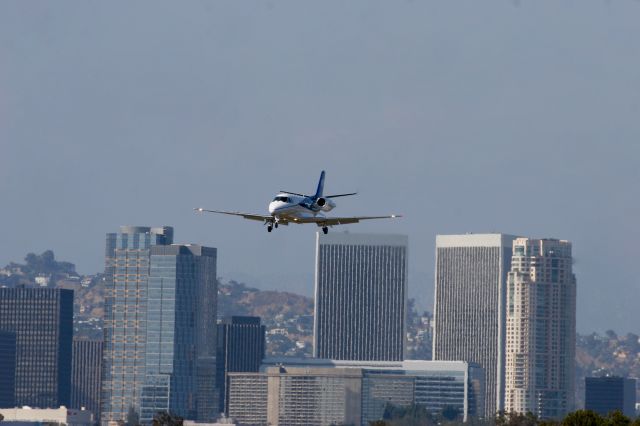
[
  {"x1": 267, "y1": 221, "x2": 279, "y2": 233},
  {"x1": 322, "y1": 226, "x2": 329, "y2": 235},
  {"x1": 267, "y1": 225, "x2": 273, "y2": 232}
]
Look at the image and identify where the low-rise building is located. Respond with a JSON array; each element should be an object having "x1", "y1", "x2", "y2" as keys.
[
  {"x1": 0, "y1": 407, "x2": 94, "y2": 426},
  {"x1": 227, "y1": 359, "x2": 484, "y2": 426}
]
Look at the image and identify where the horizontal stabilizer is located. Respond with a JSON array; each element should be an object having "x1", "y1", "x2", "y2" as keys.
[{"x1": 326, "y1": 192, "x2": 357, "y2": 198}]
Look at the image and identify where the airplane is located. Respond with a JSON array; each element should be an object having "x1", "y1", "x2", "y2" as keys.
[{"x1": 194, "y1": 171, "x2": 401, "y2": 234}]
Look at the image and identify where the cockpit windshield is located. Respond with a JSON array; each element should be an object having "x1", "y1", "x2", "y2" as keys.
[{"x1": 272, "y1": 196, "x2": 290, "y2": 202}]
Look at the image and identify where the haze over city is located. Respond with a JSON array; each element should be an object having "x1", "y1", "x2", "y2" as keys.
[{"x1": 2, "y1": 0, "x2": 639, "y2": 335}]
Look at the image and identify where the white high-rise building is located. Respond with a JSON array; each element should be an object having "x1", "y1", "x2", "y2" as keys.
[
  {"x1": 433, "y1": 233, "x2": 517, "y2": 417},
  {"x1": 504, "y1": 238, "x2": 576, "y2": 419},
  {"x1": 314, "y1": 232, "x2": 408, "y2": 361}
]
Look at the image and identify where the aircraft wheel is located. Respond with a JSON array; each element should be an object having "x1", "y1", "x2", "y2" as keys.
[
  {"x1": 275, "y1": 223, "x2": 278, "y2": 229},
  {"x1": 267, "y1": 225, "x2": 273, "y2": 232},
  {"x1": 322, "y1": 226, "x2": 328, "y2": 235}
]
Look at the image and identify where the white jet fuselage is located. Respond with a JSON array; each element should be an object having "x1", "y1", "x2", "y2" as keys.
[{"x1": 268, "y1": 193, "x2": 336, "y2": 222}]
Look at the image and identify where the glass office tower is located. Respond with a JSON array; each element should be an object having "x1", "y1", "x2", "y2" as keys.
[
  {"x1": 314, "y1": 233, "x2": 408, "y2": 361},
  {"x1": 71, "y1": 339, "x2": 103, "y2": 420},
  {"x1": 140, "y1": 244, "x2": 218, "y2": 423},
  {"x1": 0, "y1": 330, "x2": 17, "y2": 408},
  {"x1": 101, "y1": 226, "x2": 173, "y2": 425},
  {"x1": 216, "y1": 316, "x2": 265, "y2": 414},
  {"x1": 0, "y1": 288, "x2": 73, "y2": 408}
]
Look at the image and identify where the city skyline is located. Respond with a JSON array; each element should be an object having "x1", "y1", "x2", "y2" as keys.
[{"x1": 2, "y1": 1, "x2": 640, "y2": 334}]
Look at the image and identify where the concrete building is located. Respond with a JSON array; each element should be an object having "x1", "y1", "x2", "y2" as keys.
[
  {"x1": 71, "y1": 339, "x2": 103, "y2": 420},
  {"x1": 433, "y1": 233, "x2": 517, "y2": 417},
  {"x1": 0, "y1": 288, "x2": 73, "y2": 408},
  {"x1": 216, "y1": 317, "x2": 265, "y2": 415},
  {"x1": 227, "y1": 359, "x2": 484, "y2": 426},
  {"x1": 0, "y1": 330, "x2": 16, "y2": 408},
  {"x1": 100, "y1": 226, "x2": 173, "y2": 425},
  {"x1": 0, "y1": 406, "x2": 94, "y2": 426},
  {"x1": 314, "y1": 232, "x2": 408, "y2": 361},
  {"x1": 585, "y1": 377, "x2": 636, "y2": 418},
  {"x1": 139, "y1": 244, "x2": 218, "y2": 423},
  {"x1": 504, "y1": 238, "x2": 576, "y2": 419}
]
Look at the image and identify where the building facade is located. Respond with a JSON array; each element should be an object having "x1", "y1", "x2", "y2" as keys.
[
  {"x1": 0, "y1": 287, "x2": 73, "y2": 408},
  {"x1": 0, "y1": 330, "x2": 16, "y2": 408},
  {"x1": 314, "y1": 232, "x2": 408, "y2": 361},
  {"x1": 227, "y1": 359, "x2": 484, "y2": 426},
  {"x1": 139, "y1": 244, "x2": 218, "y2": 423},
  {"x1": 100, "y1": 226, "x2": 173, "y2": 425},
  {"x1": 504, "y1": 238, "x2": 576, "y2": 419},
  {"x1": 71, "y1": 339, "x2": 103, "y2": 419},
  {"x1": 585, "y1": 377, "x2": 636, "y2": 417},
  {"x1": 433, "y1": 233, "x2": 516, "y2": 417},
  {"x1": 216, "y1": 316, "x2": 265, "y2": 414}
]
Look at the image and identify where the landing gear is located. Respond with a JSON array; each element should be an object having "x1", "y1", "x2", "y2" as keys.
[
  {"x1": 322, "y1": 226, "x2": 329, "y2": 235},
  {"x1": 267, "y1": 225, "x2": 273, "y2": 232},
  {"x1": 274, "y1": 222, "x2": 278, "y2": 229}
]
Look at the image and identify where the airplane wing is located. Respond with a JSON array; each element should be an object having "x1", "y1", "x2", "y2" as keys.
[
  {"x1": 194, "y1": 208, "x2": 272, "y2": 222},
  {"x1": 290, "y1": 214, "x2": 402, "y2": 226}
]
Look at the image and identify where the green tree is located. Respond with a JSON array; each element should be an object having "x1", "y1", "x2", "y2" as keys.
[
  {"x1": 605, "y1": 411, "x2": 631, "y2": 426},
  {"x1": 152, "y1": 411, "x2": 183, "y2": 426},
  {"x1": 495, "y1": 411, "x2": 540, "y2": 426},
  {"x1": 562, "y1": 410, "x2": 605, "y2": 426}
]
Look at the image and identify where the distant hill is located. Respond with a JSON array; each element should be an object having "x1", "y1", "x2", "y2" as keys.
[{"x1": 3, "y1": 250, "x2": 639, "y2": 406}]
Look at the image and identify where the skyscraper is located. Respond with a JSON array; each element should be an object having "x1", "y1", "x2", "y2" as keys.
[
  {"x1": 0, "y1": 287, "x2": 73, "y2": 408},
  {"x1": 139, "y1": 244, "x2": 218, "y2": 423},
  {"x1": 0, "y1": 330, "x2": 16, "y2": 408},
  {"x1": 100, "y1": 226, "x2": 173, "y2": 425},
  {"x1": 433, "y1": 233, "x2": 517, "y2": 417},
  {"x1": 314, "y1": 232, "x2": 408, "y2": 361},
  {"x1": 216, "y1": 316, "x2": 265, "y2": 414},
  {"x1": 504, "y1": 238, "x2": 576, "y2": 419},
  {"x1": 585, "y1": 377, "x2": 636, "y2": 418},
  {"x1": 71, "y1": 339, "x2": 103, "y2": 419}
]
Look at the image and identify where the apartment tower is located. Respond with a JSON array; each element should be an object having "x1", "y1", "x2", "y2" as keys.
[
  {"x1": 433, "y1": 233, "x2": 517, "y2": 417},
  {"x1": 504, "y1": 238, "x2": 576, "y2": 419}
]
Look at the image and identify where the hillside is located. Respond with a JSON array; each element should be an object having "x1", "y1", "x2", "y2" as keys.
[{"x1": 2, "y1": 251, "x2": 639, "y2": 406}]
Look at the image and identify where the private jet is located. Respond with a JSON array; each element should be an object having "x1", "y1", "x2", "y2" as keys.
[{"x1": 194, "y1": 171, "x2": 401, "y2": 234}]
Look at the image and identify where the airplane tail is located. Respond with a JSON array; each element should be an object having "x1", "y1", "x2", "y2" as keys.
[{"x1": 314, "y1": 170, "x2": 326, "y2": 199}]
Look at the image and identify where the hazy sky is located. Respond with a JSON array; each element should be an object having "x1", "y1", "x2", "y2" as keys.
[{"x1": 1, "y1": 1, "x2": 639, "y2": 334}]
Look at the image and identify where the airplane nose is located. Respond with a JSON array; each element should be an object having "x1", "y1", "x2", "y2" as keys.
[{"x1": 268, "y1": 202, "x2": 275, "y2": 214}]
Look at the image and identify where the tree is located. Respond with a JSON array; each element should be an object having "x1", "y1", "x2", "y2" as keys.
[
  {"x1": 605, "y1": 411, "x2": 631, "y2": 426},
  {"x1": 562, "y1": 410, "x2": 605, "y2": 426},
  {"x1": 152, "y1": 411, "x2": 183, "y2": 426},
  {"x1": 0, "y1": 413, "x2": 4, "y2": 422},
  {"x1": 495, "y1": 411, "x2": 540, "y2": 426}
]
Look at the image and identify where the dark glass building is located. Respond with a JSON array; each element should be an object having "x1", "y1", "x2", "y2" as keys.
[
  {"x1": 71, "y1": 339, "x2": 103, "y2": 419},
  {"x1": 0, "y1": 287, "x2": 73, "y2": 408},
  {"x1": 585, "y1": 377, "x2": 636, "y2": 417},
  {"x1": 101, "y1": 226, "x2": 173, "y2": 425},
  {"x1": 139, "y1": 244, "x2": 218, "y2": 423},
  {"x1": 0, "y1": 330, "x2": 16, "y2": 408},
  {"x1": 216, "y1": 316, "x2": 265, "y2": 414}
]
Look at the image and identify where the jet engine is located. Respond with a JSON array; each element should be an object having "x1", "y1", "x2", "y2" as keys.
[{"x1": 315, "y1": 197, "x2": 335, "y2": 212}]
